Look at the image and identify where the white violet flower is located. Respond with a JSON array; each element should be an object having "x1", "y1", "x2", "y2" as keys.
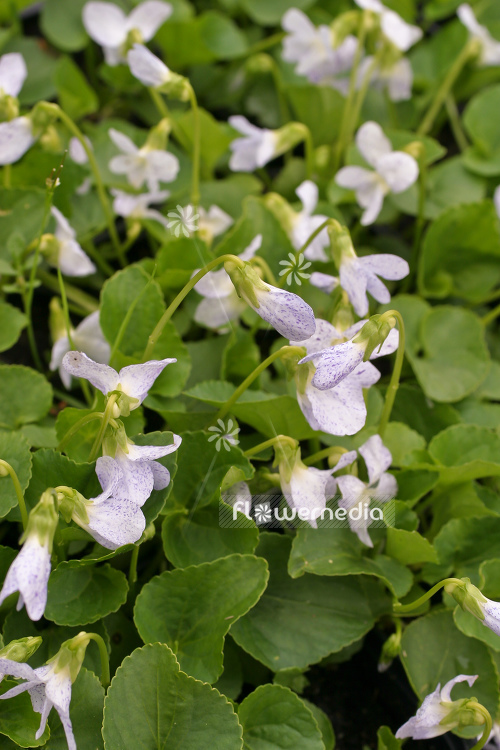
[
  {"x1": 355, "y1": 0, "x2": 423, "y2": 52},
  {"x1": 0, "y1": 52, "x2": 27, "y2": 101},
  {"x1": 458, "y1": 4, "x2": 500, "y2": 66},
  {"x1": 108, "y1": 127, "x2": 179, "y2": 192},
  {"x1": 127, "y1": 43, "x2": 171, "y2": 87},
  {"x1": 194, "y1": 235, "x2": 262, "y2": 331},
  {"x1": 50, "y1": 311, "x2": 111, "y2": 389},
  {"x1": 44, "y1": 207, "x2": 96, "y2": 277},
  {"x1": 396, "y1": 674, "x2": 479, "y2": 740},
  {"x1": 0, "y1": 116, "x2": 35, "y2": 165},
  {"x1": 82, "y1": 0, "x2": 172, "y2": 66},
  {"x1": 336, "y1": 434, "x2": 397, "y2": 546},
  {"x1": 290, "y1": 181, "x2": 330, "y2": 261},
  {"x1": 197, "y1": 205, "x2": 233, "y2": 245},
  {"x1": 111, "y1": 188, "x2": 170, "y2": 228},
  {"x1": 228, "y1": 116, "x2": 280, "y2": 172},
  {"x1": 336, "y1": 121, "x2": 419, "y2": 226}
]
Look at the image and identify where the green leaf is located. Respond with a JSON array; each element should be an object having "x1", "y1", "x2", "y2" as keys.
[
  {"x1": 102, "y1": 644, "x2": 243, "y2": 749},
  {"x1": 238, "y1": 684, "x2": 324, "y2": 750},
  {"x1": 0, "y1": 302, "x2": 26, "y2": 353},
  {"x1": 0, "y1": 679, "x2": 50, "y2": 747},
  {"x1": 54, "y1": 57, "x2": 98, "y2": 121},
  {"x1": 425, "y1": 516, "x2": 500, "y2": 582},
  {"x1": 134, "y1": 554, "x2": 269, "y2": 682},
  {"x1": 100, "y1": 265, "x2": 164, "y2": 358},
  {"x1": 453, "y1": 606, "x2": 500, "y2": 652},
  {"x1": 198, "y1": 11, "x2": 249, "y2": 59},
  {"x1": 401, "y1": 609, "x2": 499, "y2": 737},
  {"x1": 383, "y1": 423, "x2": 426, "y2": 467},
  {"x1": 239, "y1": 0, "x2": 314, "y2": 25},
  {"x1": 428, "y1": 424, "x2": 500, "y2": 485},
  {"x1": 3, "y1": 37, "x2": 58, "y2": 105},
  {"x1": 170, "y1": 431, "x2": 254, "y2": 510},
  {"x1": 175, "y1": 107, "x2": 233, "y2": 175},
  {"x1": 0, "y1": 366, "x2": 52, "y2": 430},
  {"x1": 231, "y1": 533, "x2": 391, "y2": 671},
  {"x1": 161, "y1": 498, "x2": 259, "y2": 567},
  {"x1": 25, "y1": 449, "x2": 98, "y2": 513},
  {"x1": 286, "y1": 84, "x2": 345, "y2": 145},
  {"x1": 45, "y1": 562, "x2": 128, "y2": 626},
  {"x1": 288, "y1": 528, "x2": 413, "y2": 598},
  {"x1": 385, "y1": 529, "x2": 439, "y2": 565},
  {"x1": 301, "y1": 699, "x2": 335, "y2": 750},
  {"x1": 377, "y1": 726, "x2": 401, "y2": 750},
  {"x1": 0, "y1": 431, "x2": 32, "y2": 518},
  {"x1": 419, "y1": 202, "x2": 500, "y2": 302},
  {"x1": 46, "y1": 668, "x2": 104, "y2": 750},
  {"x1": 463, "y1": 84, "x2": 500, "y2": 175},
  {"x1": 40, "y1": 0, "x2": 88, "y2": 51}
]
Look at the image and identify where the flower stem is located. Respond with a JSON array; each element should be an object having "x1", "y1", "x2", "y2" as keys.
[
  {"x1": 3, "y1": 164, "x2": 11, "y2": 188},
  {"x1": 417, "y1": 41, "x2": 477, "y2": 136},
  {"x1": 53, "y1": 105, "x2": 124, "y2": 265},
  {"x1": 128, "y1": 545, "x2": 140, "y2": 585},
  {"x1": 302, "y1": 125, "x2": 314, "y2": 179},
  {"x1": 244, "y1": 435, "x2": 293, "y2": 458},
  {"x1": 0, "y1": 460, "x2": 28, "y2": 530},
  {"x1": 109, "y1": 269, "x2": 156, "y2": 368},
  {"x1": 142, "y1": 254, "x2": 243, "y2": 362},
  {"x1": 37, "y1": 269, "x2": 98, "y2": 313},
  {"x1": 86, "y1": 633, "x2": 110, "y2": 688},
  {"x1": 393, "y1": 577, "x2": 463, "y2": 614},
  {"x1": 377, "y1": 310, "x2": 406, "y2": 437},
  {"x1": 303, "y1": 447, "x2": 343, "y2": 466},
  {"x1": 214, "y1": 346, "x2": 306, "y2": 422},
  {"x1": 482, "y1": 302, "x2": 500, "y2": 327},
  {"x1": 344, "y1": 55, "x2": 379, "y2": 152},
  {"x1": 445, "y1": 94, "x2": 469, "y2": 152},
  {"x1": 88, "y1": 395, "x2": 118, "y2": 463},
  {"x1": 469, "y1": 703, "x2": 492, "y2": 750},
  {"x1": 187, "y1": 84, "x2": 201, "y2": 209},
  {"x1": 57, "y1": 412, "x2": 104, "y2": 453},
  {"x1": 56, "y1": 268, "x2": 93, "y2": 406}
]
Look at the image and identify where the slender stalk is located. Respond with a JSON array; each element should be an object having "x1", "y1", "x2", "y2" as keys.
[
  {"x1": 53, "y1": 106, "x2": 124, "y2": 265},
  {"x1": 38, "y1": 269, "x2": 98, "y2": 313},
  {"x1": 214, "y1": 346, "x2": 306, "y2": 422},
  {"x1": 187, "y1": 85, "x2": 201, "y2": 208},
  {"x1": 469, "y1": 703, "x2": 492, "y2": 750},
  {"x1": 128, "y1": 545, "x2": 140, "y2": 585},
  {"x1": 403, "y1": 155, "x2": 427, "y2": 292},
  {"x1": 393, "y1": 577, "x2": 463, "y2": 614},
  {"x1": 81, "y1": 238, "x2": 114, "y2": 278},
  {"x1": 86, "y1": 633, "x2": 110, "y2": 688},
  {"x1": 378, "y1": 310, "x2": 406, "y2": 437},
  {"x1": 0, "y1": 460, "x2": 28, "y2": 530},
  {"x1": 303, "y1": 447, "x2": 342, "y2": 466},
  {"x1": 56, "y1": 269, "x2": 93, "y2": 406},
  {"x1": 3, "y1": 164, "x2": 11, "y2": 188},
  {"x1": 242, "y1": 31, "x2": 286, "y2": 58},
  {"x1": 482, "y1": 302, "x2": 500, "y2": 327},
  {"x1": 445, "y1": 94, "x2": 469, "y2": 152},
  {"x1": 88, "y1": 395, "x2": 117, "y2": 463},
  {"x1": 57, "y1": 412, "x2": 104, "y2": 453},
  {"x1": 109, "y1": 271, "x2": 155, "y2": 367},
  {"x1": 302, "y1": 125, "x2": 314, "y2": 179},
  {"x1": 345, "y1": 55, "x2": 379, "y2": 150},
  {"x1": 149, "y1": 87, "x2": 170, "y2": 118},
  {"x1": 418, "y1": 41, "x2": 477, "y2": 136},
  {"x1": 142, "y1": 254, "x2": 242, "y2": 361},
  {"x1": 244, "y1": 436, "x2": 291, "y2": 458},
  {"x1": 296, "y1": 218, "x2": 331, "y2": 261}
]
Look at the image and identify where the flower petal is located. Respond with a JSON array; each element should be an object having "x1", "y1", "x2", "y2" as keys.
[
  {"x1": 118, "y1": 359, "x2": 177, "y2": 404},
  {"x1": 126, "y1": 434, "x2": 181, "y2": 461},
  {"x1": 127, "y1": 44, "x2": 170, "y2": 87},
  {"x1": 0, "y1": 117, "x2": 35, "y2": 166},
  {"x1": 194, "y1": 293, "x2": 245, "y2": 329},
  {"x1": 94, "y1": 455, "x2": 123, "y2": 500},
  {"x1": 381, "y1": 10, "x2": 422, "y2": 51},
  {"x1": 357, "y1": 253, "x2": 410, "y2": 281},
  {"x1": 309, "y1": 271, "x2": 339, "y2": 295},
  {"x1": 359, "y1": 434, "x2": 392, "y2": 485},
  {"x1": 291, "y1": 317, "x2": 341, "y2": 355},
  {"x1": 85, "y1": 497, "x2": 146, "y2": 549},
  {"x1": 339, "y1": 257, "x2": 369, "y2": 317},
  {"x1": 250, "y1": 285, "x2": 316, "y2": 341},
  {"x1": 298, "y1": 381, "x2": 368, "y2": 436},
  {"x1": 108, "y1": 128, "x2": 138, "y2": 155},
  {"x1": 387, "y1": 57, "x2": 413, "y2": 101},
  {"x1": 126, "y1": 0, "x2": 173, "y2": 41},
  {"x1": 356, "y1": 121, "x2": 392, "y2": 167},
  {"x1": 150, "y1": 461, "x2": 171, "y2": 490},
  {"x1": 0, "y1": 53, "x2": 27, "y2": 97},
  {"x1": 57, "y1": 240, "x2": 96, "y2": 277},
  {"x1": 82, "y1": 2, "x2": 127, "y2": 47},
  {"x1": 62, "y1": 351, "x2": 119, "y2": 394},
  {"x1": 300, "y1": 340, "x2": 365, "y2": 390},
  {"x1": 376, "y1": 151, "x2": 419, "y2": 193},
  {"x1": 114, "y1": 455, "x2": 154, "y2": 506},
  {"x1": 296, "y1": 180, "x2": 318, "y2": 216},
  {"x1": 335, "y1": 165, "x2": 374, "y2": 190}
]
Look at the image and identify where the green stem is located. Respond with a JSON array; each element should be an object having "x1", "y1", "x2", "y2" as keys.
[
  {"x1": 378, "y1": 310, "x2": 406, "y2": 437},
  {"x1": 393, "y1": 577, "x2": 463, "y2": 614},
  {"x1": 3, "y1": 164, "x2": 11, "y2": 189},
  {"x1": 345, "y1": 55, "x2": 379, "y2": 151},
  {"x1": 149, "y1": 87, "x2": 170, "y2": 118},
  {"x1": 244, "y1": 435, "x2": 292, "y2": 458},
  {"x1": 81, "y1": 238, "x2": 114, "y2": 278},
  {"x1": 88, "y1": 395, "x2": 117, "y2": 463},
  {"x1": 417, "y1": 41, "x2": 477, "y2": 136},
  {"x1": 128, "y1": 545, "x2": 140, "y2": 585},
  {"x1": 57, "y1": 412, "x2": 104, "y2": 453},
  {"x1": 56, "y1": 269, "x2": 92, "y2": 406},
  {"x1": 482, "y1": 303, "x2": 500, "y2": 327},
  {"x1": 469, "y1": 703, "x2": 492, "y2": 750},
  {"x1": 187, "y1": 85, "x2": 201, "y2": 208},
  {"x1": 53, "y1": 106, "x2": 124, "y2": 265},
  {"x1": 86, "y1": 633, "x2": 110, "y2": 688},
  {"x1": 38, "y1": 269, "x2": 98, "y2": 313},
  {"x1": 251, "y1": 256, "x2": 277, "y2": 286},
  {"x1": 302, "y1": 125, "x2": 314, "y2": 179},
  {"x1": 445, "y1": 94, "x2": 469, "y2": 152},
  {"x1": 215, "y1": 346, "x2": 306, "y2": 422},
  {"x1": 303, "y1": 447, "x2": 343, "y2": 466},
  {"x1": 142, "y1": 254, "x2": 242, "y2": 361},
  {"x1": 242, "y1": 31, "x2": 286, "y2": 58},
  {"x1": 0, "y1": 460, "x2": 28, "y2": 530},
  {"x1": 109, "y1": 270, "x2": 156, "y2": 368},
  {"x1": 269, "y1": 61, "x2": 291, "y2": 126}
]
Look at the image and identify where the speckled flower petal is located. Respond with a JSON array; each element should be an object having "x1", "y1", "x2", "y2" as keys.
[
  {"x1": 85, "y1": 497, "x2": 146, "y2": 550},
  {"x1": 62, "y1": 352, "x2": 119, "y2": 394},
  {"x1": 0, "y1": 537, "x2": 51, "y2": 621},
  {"x1": 359, "y1": 434, "x2": 392, "y2": 485},
  {"x1": 114, "y1": 454, "x2": 154, "y2": 506},
  {"x1": 126, "y1": 434, "x2": 181, "y2": 461},
  {"x1": 150, "y1": 461, "x2": 171, "y2": 490},
  {"x1": 118, "y1": 359, "x2": 177, "y2": 404},
  {"x1": 250, "y1": 284, "x2": 316, "y2": 341},
  {"x1": 291, "y1": 318, "x2": 341, "y2": 355},
  {"x1": 300, "y1": 340, "x2": 365, "y2": 390}
]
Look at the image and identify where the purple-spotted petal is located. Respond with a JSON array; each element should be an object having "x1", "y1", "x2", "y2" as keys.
[
  {"x1": 93, "y1": 456, "x2": 123, "y2": 501},
  {"x1": 291, "y1": 318, "x2": 342, "y2": 355},
  {"x1": 357, "y1": 253, "x2": 409, "y2": 281},
  {"x1": 300, "y1": 341, "x2": 365, "y2": 390},
  {"x1": 150, "y1": 461, "x2": 171, "y2": 490},
  {"x1": 249, "y1": 284, "x2": 316, "y2": 341},
  {"x1": 126, "y1": 434, "x2": 181, "y2": 461},
  {"x1": 359, "y1": 434, "x2": 392, "y2": 485},
  {"x1": 114, "y1": 454, "x2": 154, "y2": 506},
  {"x1": 118, "y1": 358, "x2": 177, "y2": 404},
  {"x1": 0, "y1": 537, "x2": 51, "y2": 621},
  {"x1": 62, "y1": 352, "x2": 119, "y2": 394},
  {"x1": 85, "y1": 497, "x2": 146, "y2": 550}
]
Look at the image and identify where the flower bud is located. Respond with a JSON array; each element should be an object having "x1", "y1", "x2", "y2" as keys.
[
  {"x1": 0, "y1": 636, "x2": 42, "y2": 665},
  {"x1": 0, "y1": 94, "x2": 19, "y2": 122},
  {"x1": 263, "y1": 193, "x2": 296, "y2": 236},
  {"x1": 23, "y1": 489, "x2": 59, "y2": 551},
  {"x1": 49, "y1": 297, "x2": 68, "y2": 344},
  {"x1": 144, "y1": 118, "x2": 171, "y2": 152}
]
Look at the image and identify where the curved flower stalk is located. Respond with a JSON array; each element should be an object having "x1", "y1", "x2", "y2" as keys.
[
  {"x1": 275, "y1": 438, "x2": 356, "y2": 528},
  {"x1": 224, "y1": 257, "x2": 316, "y2": 340},
  {"x1": 111, "y1": 188, "x2": 171, "y2": 229},
  {"x1": 0, "y1": 490, "x2": 58, "y2": 621},
  {"x1": 62, "y1": 351, "x2": 177, "y2": 416},
  {"x1": 82, "y1": 0, "x2": 172, "y2": 66},
  {"x1": 108, "y1": 127, "x2": 179, "y2": 192},
  {"x1": 336, "y1": 121, "x2": 419, "y2": 225},
  {"x1": 291, "y1": 318, "x2": 398, "y2": 435},
  {"x1": 50, "y1": 310, "x2": 111, "y2": 389},
  {"x1": 42, "y1": 207, "x2": 96, "y2": 277},
  {"x1": 193, "y1": 235, "x2": 261, "y2": 331},
  {"x1": 396, "y1": 674, "x2": 486, "y2": 741},
  {"x1": 458, "y1": 4, "x2": 500, "y2": 66},
  {"x1": 281, "y1": 8, "x2": 357, "y2": 93},
  {"x1": 354, "y1": 0, "x2": 422, "y2": 52},
  {"x1": 336, "y1": 434, "x2": 397, "y2": 546}
]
